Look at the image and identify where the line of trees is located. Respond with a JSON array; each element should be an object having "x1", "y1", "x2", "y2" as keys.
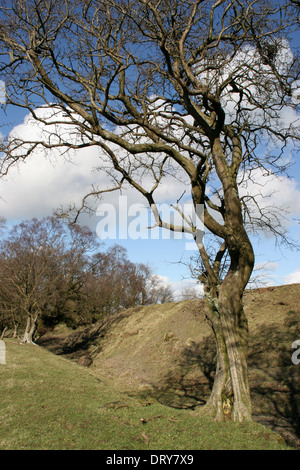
[{"x1": 0, "y1": 217, "x2": 173, "y2": 343}]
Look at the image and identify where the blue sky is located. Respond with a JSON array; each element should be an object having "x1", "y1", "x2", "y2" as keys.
[{"x1": 1, "y1": 46, "x2": 300, "y2": 299}]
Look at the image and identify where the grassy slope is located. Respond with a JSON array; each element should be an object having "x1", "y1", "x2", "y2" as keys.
[
  {"x1": 0, "y1": 339, "x2": 291, "y2": 450},
  {"x1": 37, "y1": 283, "x2": 300, "y2": 448}
]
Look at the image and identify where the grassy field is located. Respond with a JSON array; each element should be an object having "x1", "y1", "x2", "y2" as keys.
[{"x1": 0, "y1": 339, "x2": 292, "y2": 450}]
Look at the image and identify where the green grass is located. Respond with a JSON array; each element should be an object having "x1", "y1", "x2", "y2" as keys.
[{"x1": 0, "y1": 339, "x2": 291, "y2": 450}]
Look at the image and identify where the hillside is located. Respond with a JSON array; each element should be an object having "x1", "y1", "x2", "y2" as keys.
[
  {"x1": 38, "y1": 283, "x2": 300, "y2": 448},
  {"x1": 0, "y1": 339, "x2": 292, "y2": 450}
]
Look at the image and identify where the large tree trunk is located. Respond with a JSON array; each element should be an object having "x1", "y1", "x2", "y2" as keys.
[
  {"x1": 199, "y1": 224, "x2": 254, "y2": 422},
  {"x1": 218, "y1": 287, "x2": 252, "y2": 422},
  {"x1": 200, "y1": 324, "x2": 232, "y2": 421},
  {"x1": 200, "y1": 283, "x2": 252, "y2": 422}
]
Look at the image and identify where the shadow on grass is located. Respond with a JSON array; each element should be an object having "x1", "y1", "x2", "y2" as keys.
[
  {"x1": 37, "y1": 309, "x2": 135, "y2": 366},
  {"x1": 144, "y1": 334, "x2": 216, "y2": 410}
]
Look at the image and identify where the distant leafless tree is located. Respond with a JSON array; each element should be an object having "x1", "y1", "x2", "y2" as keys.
[
  {"x1": 181, "y1": 286, "x2": 202, "y2": 301},
  {"x1": 87, "y1": 244, "x2": 153, "y2": 315},
  {"x1": 145, "y1": 274, "x2": 174, "y2": 304}
]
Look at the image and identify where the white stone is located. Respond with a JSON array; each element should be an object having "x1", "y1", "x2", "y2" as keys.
[{"x1": 0, "y1": 340, "x2": 6, "y2": 364}]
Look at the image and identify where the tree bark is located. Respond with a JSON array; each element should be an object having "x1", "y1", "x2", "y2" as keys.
[
  {"x1": 200, "y1": 283, "x2": 252, "y2": 422},
  {"x1": 200, "y1": 294, "x2": 232, "y2": 421},
  {"x1": 21, "y1": 314, "x2": 38, "y2": 344},
  {"x1": 12, "y1": 321, "x2": 19, "y2": 338},
  {"x1": 199, "y1": 225, "x2": 254, "y2": 422},
  {"x1": 218, "y1": 289, "x2": 252, "y2": 422}
]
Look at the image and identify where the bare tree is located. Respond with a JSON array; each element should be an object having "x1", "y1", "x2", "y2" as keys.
[
  {"x1": 145, "y1": 274, "x2": 174, "y2": 304},
  {"x1": 87, "y1": 244, "x2": 152, "y2": 315},
  {"x1": 0, "y1": 218, "x2": 63, "y2": 343},
  {"x1": 0, "y1": 0, "x2": 299, "y2": 421},
  {"x1": 181, "y1": 286, "x2": 201, "y2": 301},
  {"x1": 0, "y1": 217, "x2": 98, "y2": 342}
]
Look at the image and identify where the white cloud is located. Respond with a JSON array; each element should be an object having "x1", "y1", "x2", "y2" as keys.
[
  {"x1": 207, "y1": 40, "x2": 299, "y2": 135},
  {"x1": 254, "y1": 261, "x2": 279, "y2": 272},
  {"x1": 168, "y1": 278, "x2": 204, "y2": 301},
  {"x1": 147, "y1": 273, "x2": 204, "y2": 301},
  {"x1": 283, "y1": 269, "x2": 300, "y2": 285},
  {"x1": 249, "y1": 261, "x2": 280, "y2": 288},
  {"x1": 238, "y1": 167, "x2": 300, "y2": 233},
  {"x1": 0, "y1": 107, "x2": 193, "y2": 224},
  {"x1": 0, "y1": 107, "x2": 105, "y2": 220},
  {"x1": 0, "y1": 143, "x2": 104, "y2": 220}
]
